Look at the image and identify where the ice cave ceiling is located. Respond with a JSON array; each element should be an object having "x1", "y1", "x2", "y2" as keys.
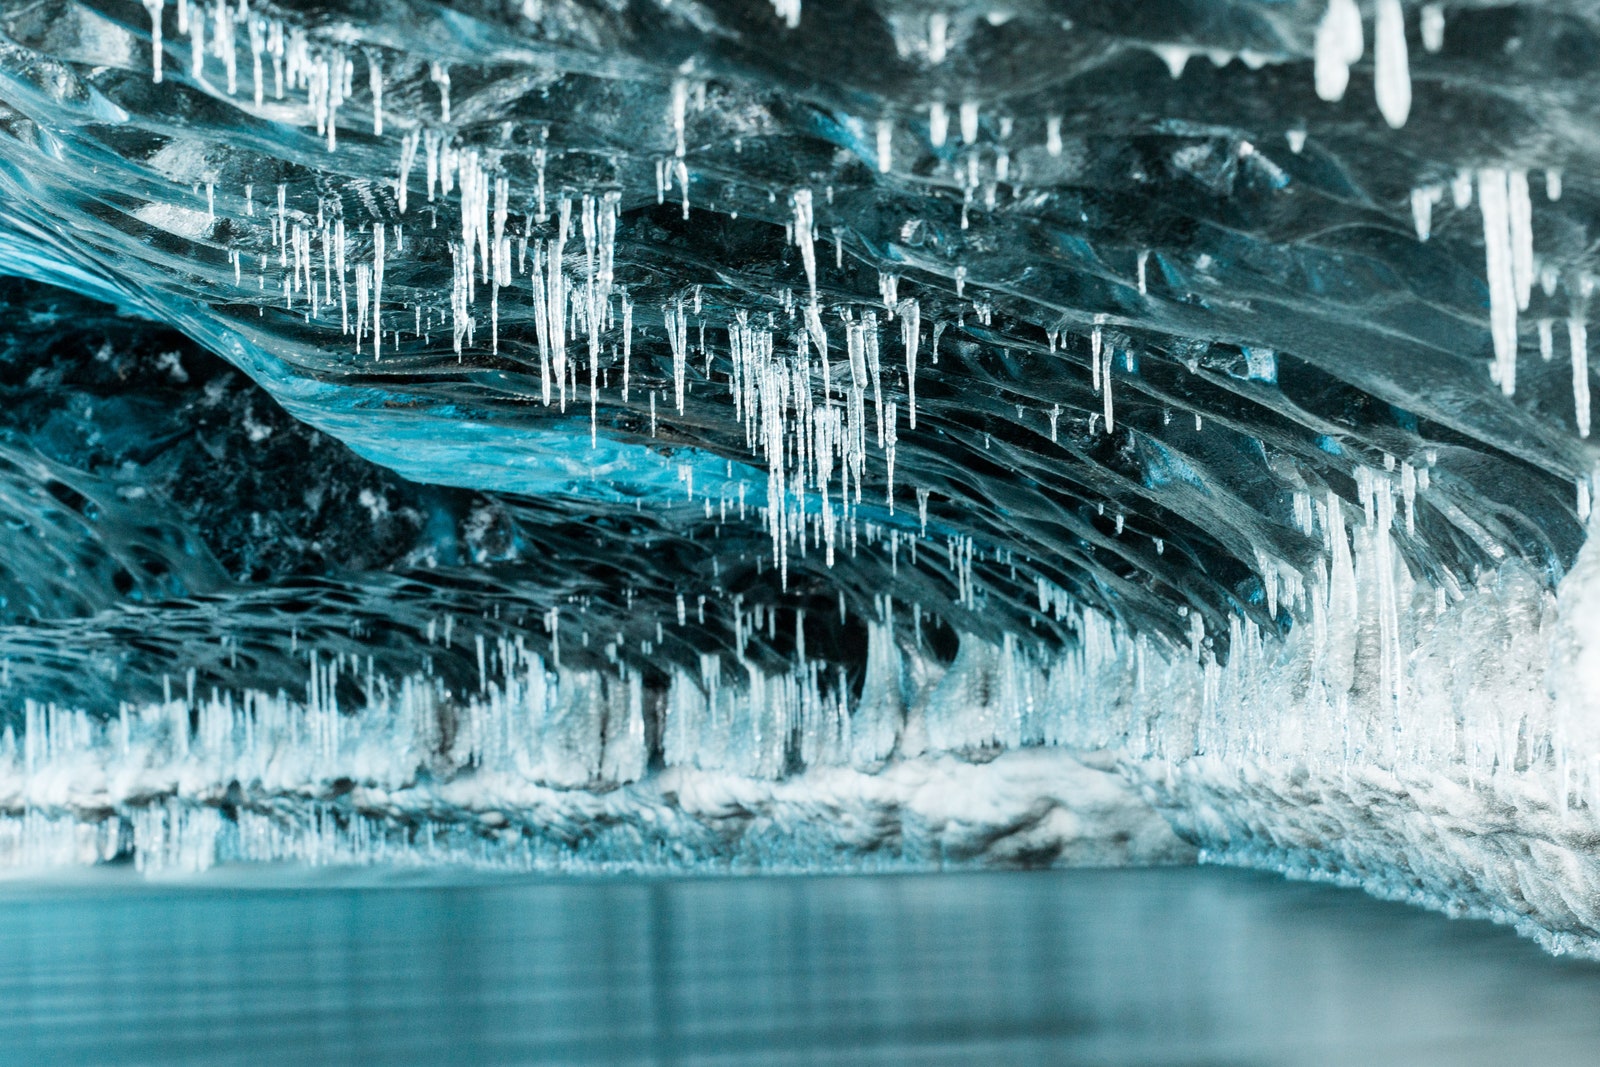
[{"x1": 0, "y1": 0, "x2": 1592, "y2": 713}]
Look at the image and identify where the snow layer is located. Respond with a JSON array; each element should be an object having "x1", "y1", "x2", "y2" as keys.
[{"x1": 0, "y1": 747, "x2": 1192, "y2": 876}]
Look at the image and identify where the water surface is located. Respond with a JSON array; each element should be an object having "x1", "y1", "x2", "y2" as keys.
[{"x1": 1, "y1": 866, "x2": 1596, "y2": 1066}]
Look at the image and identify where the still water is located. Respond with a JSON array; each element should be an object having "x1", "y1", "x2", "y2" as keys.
[{"x1": 0, "y1": 866, "x2": 1596, "y2": 1066}]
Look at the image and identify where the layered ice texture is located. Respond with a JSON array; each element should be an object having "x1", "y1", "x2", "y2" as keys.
[{"x1": 0, "y1": 0, "x2": 1598, "y2": 952}]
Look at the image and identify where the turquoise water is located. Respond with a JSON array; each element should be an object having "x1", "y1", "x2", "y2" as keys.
[{"x1": 1, "y1": 867, "x2": 1597, "y2": 1066}]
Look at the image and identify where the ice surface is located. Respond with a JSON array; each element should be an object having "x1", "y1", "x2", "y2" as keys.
[{"x1": 0, "y1": 0, "x2": 1596, "y2": 953}]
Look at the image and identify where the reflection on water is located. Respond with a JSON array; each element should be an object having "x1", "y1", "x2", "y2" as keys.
[{"x1": 1, "y1": 866, "x2": 1597, "y2": 1066}]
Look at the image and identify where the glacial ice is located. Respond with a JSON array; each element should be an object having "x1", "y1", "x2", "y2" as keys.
[{"x1": 0, "y1": 0, "x2": 1597, "y2": 954}]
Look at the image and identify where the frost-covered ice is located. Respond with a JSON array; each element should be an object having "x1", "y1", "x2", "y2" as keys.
[{"x1": 0, "y1": 0, "x2": 1596, "y2": 956}]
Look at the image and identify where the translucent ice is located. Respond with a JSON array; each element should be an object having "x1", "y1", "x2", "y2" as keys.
[{"x1": 0, "y1": 0, "x2": 1594, "y2": 956}]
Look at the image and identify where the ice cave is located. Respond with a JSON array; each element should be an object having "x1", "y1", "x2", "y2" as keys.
[{"x1": 2, "y1": 0, "x2": 1600, "y2": 1061}]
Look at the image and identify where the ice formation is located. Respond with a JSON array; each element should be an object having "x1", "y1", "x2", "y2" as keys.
[{"x1": 0, "y1": 0, "x2": 1598, "y2": 953}]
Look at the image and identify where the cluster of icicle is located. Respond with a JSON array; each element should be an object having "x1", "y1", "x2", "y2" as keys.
[
  {"x1": 4, "y1": 462, "x2": 1600, "y2": 873},
  {"x1": 119, "y1": 0, "x2": 1595, "y2": 619}
]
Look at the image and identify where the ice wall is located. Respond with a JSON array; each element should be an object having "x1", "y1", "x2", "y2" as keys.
[
  {"x1": 0, "y1": 0, "x2": 1597, "y2": 953},
  {"x1": 4, "y1": 493, "x2": 1599, "y2": 958}
]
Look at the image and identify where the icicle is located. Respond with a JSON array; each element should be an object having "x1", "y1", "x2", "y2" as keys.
[
  {"x1": 247, "y1": 13, "x2": 264, "y2": 105},
  {"x1": 354, "y1": 263, "x2": 370, "y2": 352},
  {"x1": 144, "y1": 0, "x2": 165, "y2": 83},
  {"x1": 621, "y1": 293, "x2": 633, "y2": 402},
  {"x1": 770, "y1": 0, "x2": 800, "y2": 29},
  {"x1": 336, "y1": 218, "x2": 348, "y2": 334},
  {"x1": 1046, "y1": 115, "x2": 1062, "y2": 156},
  {"x1": 1420, "y1": 4, "x2": 1445, "y2": 53},
  {"x1": 368, "y1": 54, "x2": 383, "y2": 136},
  {"x1": 1102, "y1": 340, "x2": 1114, "y2": 433},
  {"x1": 371, "y1": 224, "x2": 385, "y2": 360},
  {"x1": 885, "y1": 401, "x2": 898, "y2": 512},
  {"x1": 189, "y1": 0, "x2": 206, "y2": 81},
  {"x1": 928, "y1": 102, "x2": 948, "y2": 148},
  {"x1": 397, "y1": 131, "x2": 419, "y2": 215},
  {"x1": 959, "y1": 101, "x2": 979, "y2": 145},
  {"x1": 1314, "y1": 0, "x2": 1363, "y2": 103},
  {"x1": 424, "y1": 130, "x2": 440, "y2": 202},
  {"x1": 1411, "y1": 186, "x2": 1440, "y2": 241},
  {"x1": 1401, "y1": 462, "x2": 1417, "y2": 535},
  {"x1": 276, "y1": 182, "x2": 287, "y2": 251},
  {"x1": 1373, "y1": 0, "x2": 1411, "y2": 129},
  {"x1": 1090, "y1": 318, "x2": 1104, "y2": 394},
  {"x1": 876, "y1": 118, "x2": 892, "y2": 174},
  {"x1": 670, "y1": 79, "x2": 688, "y2": 159},
  {"x1": 1572, "y1": 316, "x2": 1590, "y2": 438},
  {"x1": 666, "y1": 298, "x2": 688, "y2": 413},
  {"x1": 1509, "y1": 169, "x2": 1534, "y2": 312},
  {"x1": 902, "y1": 299, "x2": 920, "y2": 429},
  {"x1": 430, "y1": 62, "x2": 451, "y2": 124},
  {"x1": 1479, "y1": 168, "x2": 1518, "y2": 396},
  {"x1": 792, "y1": 189, "x2": 817, "y2": 307},
  {"x1": 928, "y1": 12, "x2": 948, "y2": 63}
]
